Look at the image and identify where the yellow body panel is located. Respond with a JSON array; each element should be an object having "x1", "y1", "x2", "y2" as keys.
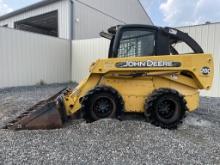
[{"x1": 64, "y1": 54, "x2": 214, "y2": 115}]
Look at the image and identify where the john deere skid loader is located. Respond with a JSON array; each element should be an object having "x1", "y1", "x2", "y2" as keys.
[{"x1": 4, "y1": 25, "x2": 214, "y2": 130}]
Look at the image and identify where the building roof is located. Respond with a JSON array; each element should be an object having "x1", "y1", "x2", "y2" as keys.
[
  {"x1": 177, "y1": 21, "x2": 220, "y2": 28},
  {"x1": 0, "y1": 0, "x2": 60, "y2": 21}
]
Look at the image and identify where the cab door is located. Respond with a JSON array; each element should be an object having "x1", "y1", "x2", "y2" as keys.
[{"x1": 112, "y1": 27, "x2": 157, "y2": 58}]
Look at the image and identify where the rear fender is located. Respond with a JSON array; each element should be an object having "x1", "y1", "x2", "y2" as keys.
[{"x1": 153, "y1": 76, "x2": 199, "y2": 111}]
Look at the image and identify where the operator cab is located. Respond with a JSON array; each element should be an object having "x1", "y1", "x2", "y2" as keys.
[{"x1": 100, "y1": 24, "x2": 203, "y2": 58}]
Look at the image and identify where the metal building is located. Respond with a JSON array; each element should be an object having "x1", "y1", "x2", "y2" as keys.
[{"x1": 0, "y1": 0, "x2": 152, "y2": 40}]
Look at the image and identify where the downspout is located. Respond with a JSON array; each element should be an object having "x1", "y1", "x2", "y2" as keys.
[
  {"x1": 70, "y1": 0, "x2": 74, "y2": 40},
  {"x1": 69, "y1": 0, "x2": 74, "y2": 82}
]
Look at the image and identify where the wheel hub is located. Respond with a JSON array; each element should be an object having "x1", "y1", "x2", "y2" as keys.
[
  {"x1": 93, "y1": 97, "x2": 113, "y2": 117},
  {"x1": 157, "y1": 99, "x2": 176, "y2": 119}
]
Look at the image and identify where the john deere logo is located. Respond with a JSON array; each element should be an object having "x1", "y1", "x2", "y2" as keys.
[
  {"x1": 115, "y1": 60, "x2": 181, "y2": 68},
  {"x1": 201, "y1": 67, "x2": 211, "y2": 75}
]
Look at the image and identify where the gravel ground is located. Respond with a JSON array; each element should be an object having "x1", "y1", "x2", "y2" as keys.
[{"x1": 0, "y1": 83, "x2": 219, "y2": 164}]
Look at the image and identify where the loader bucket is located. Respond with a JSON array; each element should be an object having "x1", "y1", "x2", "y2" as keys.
[{"x1": 4, "y1": 89, "x2": 67, "y2": 130}]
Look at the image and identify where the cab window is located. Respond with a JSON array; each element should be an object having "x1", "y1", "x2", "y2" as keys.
[{"x1": 117, "y1": 29, "x2": 156, "y2": 58}]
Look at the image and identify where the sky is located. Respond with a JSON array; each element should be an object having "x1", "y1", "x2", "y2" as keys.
[
  {"x1": 0, "y1": 0, "x2": 220, "y2": 27},
  {"x1": 140, "y1": 0, "x2": 220, "y2": 26}
]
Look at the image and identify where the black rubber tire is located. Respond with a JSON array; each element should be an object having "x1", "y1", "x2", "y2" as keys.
[
  {"x1": 81, "y1": 86, "x2": 124, "y2": 121},
  {"x1": 145, "y1": 88, "x2": 187, "y2": 129}
]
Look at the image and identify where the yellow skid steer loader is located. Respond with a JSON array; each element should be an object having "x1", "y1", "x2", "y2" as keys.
[{"x1": 4, "y1": 25, "x2": 214, "y2": 130}]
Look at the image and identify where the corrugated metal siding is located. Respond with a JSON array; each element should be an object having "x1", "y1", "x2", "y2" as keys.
[
  {"x1": 72, "y1": 38, "x2": 110, "y2": 82},
  {"x1": 74, "y1": 0, "x2": 152, "y2": 39},
  {"x1": 0, "y1": 27, "x2": 71, "y2": 88},
  {"x1": 0, "y1": 0, "x2": 71, "y2": 39},
  {"x1": 178, "y1": 23, "x2": 220, "y2": 97}
]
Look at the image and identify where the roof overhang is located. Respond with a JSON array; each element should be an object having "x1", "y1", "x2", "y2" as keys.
[{"x1": 0, "y1": 0, "x2": 61, "y2": 21}]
